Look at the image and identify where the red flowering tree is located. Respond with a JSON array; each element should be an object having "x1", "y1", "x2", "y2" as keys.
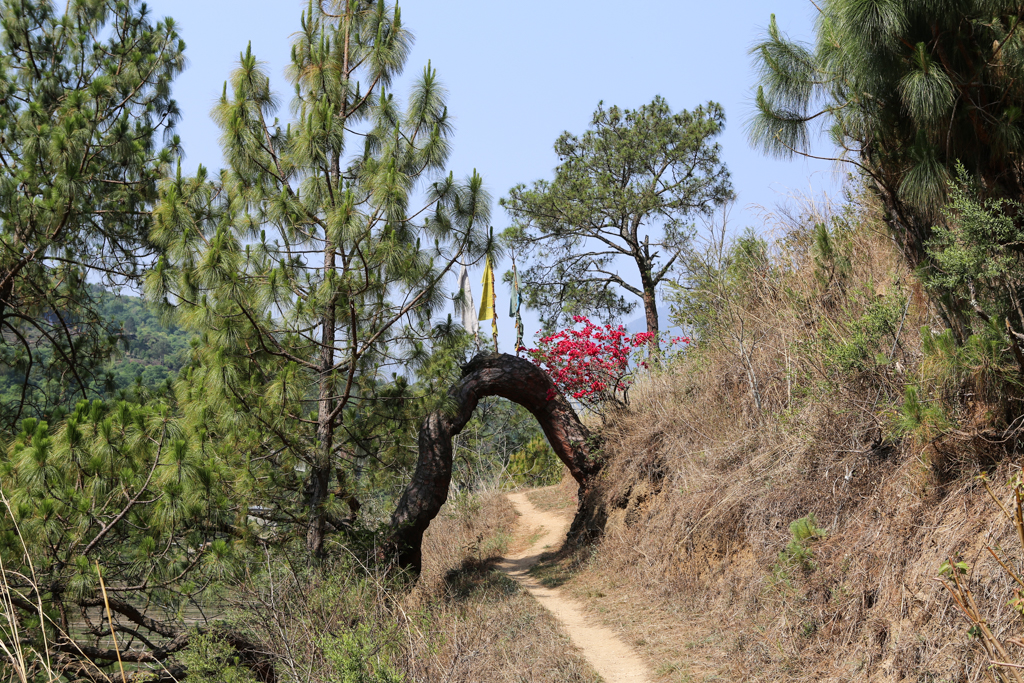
[{"x1": 526, "y1": 316, "x2": 663, "y2": 412}]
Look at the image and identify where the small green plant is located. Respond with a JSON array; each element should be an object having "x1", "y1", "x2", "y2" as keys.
[
  {"x1": 921, "y1": 321, "x2": 1015, "y2": 400},
  {"x1": 778, "y1": 513, "x2": 827, "y2": 573},
  {"x1": 896, "y1": 384, "x2": 950, "y2": 440},
  {"x1": 811, "y1": 220, "x2": 852, "y2": 295},
  {"x1": 899, "y1": 319, "x2": 1020, "y2": 439},
  {"x1": 177, "y1": 630, "x2": 258, "y2": 683},
  {"x1": 320, "y1": 623, "x2": 406, "y2": 683}
]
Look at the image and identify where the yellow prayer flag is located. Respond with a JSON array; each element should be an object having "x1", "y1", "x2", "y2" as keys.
[{"x1": 479, "y1": 255, "x2": 496, "y2": 321}]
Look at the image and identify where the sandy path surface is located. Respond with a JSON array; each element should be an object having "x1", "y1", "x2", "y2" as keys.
[{"x1": 496, "y1": 491, "x2": 653, "y2": 683}]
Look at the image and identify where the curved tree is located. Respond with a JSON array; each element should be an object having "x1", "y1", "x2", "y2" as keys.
[{"x1": 390, "y1": 353, "x2": 599, "y2": 570}]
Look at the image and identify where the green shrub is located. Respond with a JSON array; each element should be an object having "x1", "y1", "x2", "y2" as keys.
[
  {"x1": 508, "y1": 436, "x2": 564, "y2": 486},
  {"x1": 177, "y1": 631, "x2": 257, "y2": 683},
  {"x1": 896, "y1": 384, "x2": 950, "y2": 441},
  {"x1": 900, "y1": 320, "x2": 1021, "y2": 436},
  {"x1": 777, "y1": 513, "x2": 827, "y2": 573},
  {"x1": 320, "y1": 623, "x2": 406, "y2": 683},
  {"x1": 820, "y1": 289, "x2": 907, "y2": 374}
]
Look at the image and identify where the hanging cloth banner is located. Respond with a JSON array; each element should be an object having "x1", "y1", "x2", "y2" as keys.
[
  {"x1": 510, "y1": 263, "x2": 524, "y2": 353},
  {"x1": 509, "y1": 265, "x2": 520, "y2": 318},
  {"x1": 479, "y1": 255, "x2": 495, "y2": 321},
  {"x1": 479, "y1": 254, "x2": 498, "y2": 352},
  {"x1": 458, "y1": 264, "x2": 478, "y2": 337}
]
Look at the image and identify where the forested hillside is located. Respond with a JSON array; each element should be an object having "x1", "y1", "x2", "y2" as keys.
[{"x1": 0, "y1": 289, "x2": 192, "y2": 420}]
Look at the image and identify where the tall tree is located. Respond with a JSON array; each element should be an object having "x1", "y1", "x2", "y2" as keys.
[
  {"x1": 148, "y1": 0, "x2": 489, "y2": 555},
  {"x1": 0, "y1": 0, "x2": 184, "y2": 429},
  {"x1": 501, "y1": 96, "x2": 733, "y2": 337},
  {"x1": 749, "y1": 3, "x2": 1024, "y2": 276}
]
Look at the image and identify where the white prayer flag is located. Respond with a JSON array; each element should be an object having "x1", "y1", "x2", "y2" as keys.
[{"x1": 457, "y1": 264, "x2": 478, "y2": 336}]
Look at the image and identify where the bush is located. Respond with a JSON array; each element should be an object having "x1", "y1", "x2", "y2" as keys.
[
  {"x1": 526, "y1": 315, "x2": 655, "y2": 413},
  {"x1": 508, "y1": 436, "x2": 564, "y2": 487},
  {"x1": 777, "y1": 513, "x2": 827, "y2": 573}
]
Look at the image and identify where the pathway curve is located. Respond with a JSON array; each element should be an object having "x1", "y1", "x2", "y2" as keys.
[{"x1": 496, "y1": 491, "x2": 654, "y2": 683}]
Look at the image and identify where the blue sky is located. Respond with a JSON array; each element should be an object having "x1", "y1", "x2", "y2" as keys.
[{"x1": 143, "y1": 0, "x2": 842, "y2": 349}]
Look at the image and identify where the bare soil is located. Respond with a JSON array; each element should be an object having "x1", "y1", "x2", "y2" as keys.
[{"x1": 497, "y1": 490, "x2": 654, "y2": 683}]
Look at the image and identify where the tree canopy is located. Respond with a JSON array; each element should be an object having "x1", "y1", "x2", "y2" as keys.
[
  {"x1": 501, "y1": 96, "x2": 733, "y2": 337},
  {"x1": 0, "y1": 0, "x2": 184, "y2": 430},
  {"x1": 749, "y1": 2, "x2": 1024, "y2": 272},
  {"x1": 147, "y1": 0, "x2": 491, "y2": 555}
]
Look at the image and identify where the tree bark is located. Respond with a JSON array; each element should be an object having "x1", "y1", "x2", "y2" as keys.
[
  {"x1": 307, "y1": 247, "x2": 338, "y2": 557},
  {"x1": 642, "y1": 284, "x2": 659, "y2": 337},
  {"x1": 642, "y1": 274, "x2": 661, "y2": 357},
  {"x1": 390, "y1": 353, "x2": 601, "y2": 571}
]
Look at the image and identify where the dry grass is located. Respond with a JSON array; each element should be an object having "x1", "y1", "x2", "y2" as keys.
[
  {"x1": 217, "y1": 489, "x2": 599, "y2": 683},
  {"x1": 545, "y1": 193, "x2": 1024, "y2": 682},
  {"x1": 407, "y1": 490, "x2": 601, "y2": 682},
  {"x1": 524, "y1": 475, "x2": 579, "y2": 513}
]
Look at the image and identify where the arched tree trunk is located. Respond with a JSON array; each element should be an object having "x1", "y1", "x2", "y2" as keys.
[{"x1": 390, "y1": 353, "x2": 601, "y2": 570}]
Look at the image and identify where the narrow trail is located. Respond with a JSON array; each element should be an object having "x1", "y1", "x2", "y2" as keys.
[{"x1": 496, "y1": 491, "x2": 654, "y2": 683}]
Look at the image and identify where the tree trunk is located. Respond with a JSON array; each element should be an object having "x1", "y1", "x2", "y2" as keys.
[
  {"x1": 643, "y1": 285, "x2": 659, "y2": 337},
  {"x1": 307, "y1": 250, "x2": 338, "y2": 556},
  {"x1": 390, "y1": 353, "x2": 601, "y2": 571},
  {"x1": 642, "y1": 278, "x2": 660, "y2": 357}
]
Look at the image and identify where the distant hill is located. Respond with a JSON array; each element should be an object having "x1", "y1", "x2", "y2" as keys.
[
  {"x1": 96, "y1": 291, "x2": 194, "y2": 391},
  {"x1": 0, "y1": 290, "x2": 193, "y2": 421}
]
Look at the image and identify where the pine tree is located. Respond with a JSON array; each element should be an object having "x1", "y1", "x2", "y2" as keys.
[
  {"x1": 148, "y1": 0, "x2": 490, "y2": 555},
  {"x1": 501, "y1": 96, "x2": 733, "y2": 337},
  {"x1": 1, "y1": 399, "x2": 251, "y2": 680},
  {"x1": 0, "y1": 0, "x2": 185, "y2": 429},
  {"x1": 749, "y1": 2, "x2": 1024, "y2": 273}
]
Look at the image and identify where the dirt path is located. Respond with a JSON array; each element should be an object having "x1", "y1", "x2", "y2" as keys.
[{"x1": 496, "y1": 491, "x2": 654, "y2": 683}]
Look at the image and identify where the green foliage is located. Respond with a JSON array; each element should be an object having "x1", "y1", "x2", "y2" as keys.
[
  {"x1": 178, "y1": 631, "x2": 258, "y2": 683},
  {"x1": 502, "y1": 96, "x2": 733, "y2": 334},
  {"x1": 226, "y1": 554, "x2": 421, "y2": 683},
  {"x1": 452, "y1": 398, "x2": 552, "y2": 492},
  {"x1": 320, "y1": 624, "x2": 407, "y2": 683},
  {"x1": 819, "y1": 289, "x2": 906, "y2": 374},
  {"x1": 901, "y1": 320, "x2": 1019, "y2": 435},
  {"x1": 508, "y1": 435, "x2": 563, "y2": 487},
  {"x1": 925, "y1": 165, "x2": 1024, "y2": 364},
  {"x1": 0, "y1": 289, "x2": 194, "y2": 418},
  {"x1": 148, "y1": 0, "x2": 491, "y2": 553},
  {"x1": 777, "y1": 513, "x2": 827, "y2": 573},
  {"x1": 0, "y1": 397, "x2": 247, "y2": 679},
  {"x1": 667, "y1": 228, "x2": 772, "y2": 345},
  {"x1": 811, "y1": 221, "x2": 851, "y2": 296},
  {"x1": 667, "y1": 225, "x2": 777, "y2": 414},
  {"x1": 749, "y1": 3, "x2": 1024, "y2": 269},
  {"x1": 0, "y1": 0, "x2": 185, "y2": 431},
  {"x1": 896, "y1": 383, "x2": 949, "y2": 442}
]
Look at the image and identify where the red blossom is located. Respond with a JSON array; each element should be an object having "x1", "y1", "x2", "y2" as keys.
[{"x1": 527, "y1": 316, "x2": 655, "y2": 410}]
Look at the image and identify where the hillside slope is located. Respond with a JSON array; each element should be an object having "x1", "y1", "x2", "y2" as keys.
[{"x1": 556, "y1": 196, "x2": 1024, "y2": 682}]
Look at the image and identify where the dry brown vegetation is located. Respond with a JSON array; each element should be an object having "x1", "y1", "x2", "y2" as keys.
[
  {"x1": 213, "y1": 490, "x2": 599, "y2": 683},
  {"x1": 548, "y1": 193, "x2": 1024, "y2": 682},
  {"x1": 407, "y1": 490, "x2": 599, "y2": 682}
]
